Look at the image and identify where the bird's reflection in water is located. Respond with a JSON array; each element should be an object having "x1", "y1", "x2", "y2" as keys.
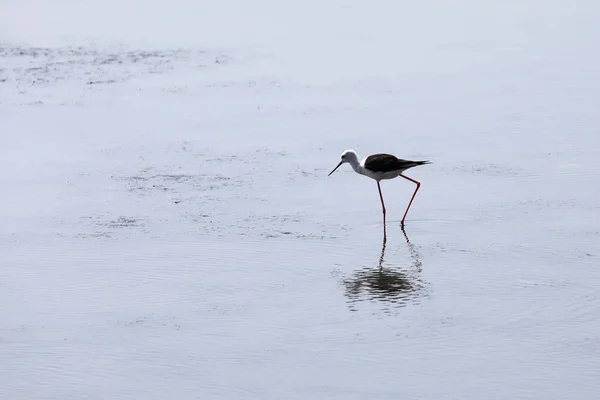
[{"x1": 343, "y1": 224, "x2": 426, "y2": 312}]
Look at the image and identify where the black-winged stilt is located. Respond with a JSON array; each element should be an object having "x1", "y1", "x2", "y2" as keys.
[{"x1": 328, "y1": 149, "x2": 431, "y2": 226}]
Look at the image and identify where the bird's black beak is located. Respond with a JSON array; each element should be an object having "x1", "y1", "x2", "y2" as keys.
[{"x1": 328, "y1": 161, "x2": 343, "y2": 176}]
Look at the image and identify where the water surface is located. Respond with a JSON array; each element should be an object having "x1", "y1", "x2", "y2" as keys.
[{"x1": 1, "y1": 1, "x2": 600, "y2": 399}]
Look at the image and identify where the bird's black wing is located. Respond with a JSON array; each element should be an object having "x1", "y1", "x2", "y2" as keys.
[{"x1": 365, "y1": 153, "x2": 431, "y2": 173}]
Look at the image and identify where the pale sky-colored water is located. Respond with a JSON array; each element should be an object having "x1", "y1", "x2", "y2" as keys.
[{"x1": 1, "y1": 1, "x2": 599, "y2": 399}]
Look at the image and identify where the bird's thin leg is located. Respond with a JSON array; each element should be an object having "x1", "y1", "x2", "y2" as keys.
[
  {"x1": 399, "y1": 174, "x2": 421, "y2": 226},
  {"x1": 377, "y1": 181, "x2": 386, "y2": 222}
]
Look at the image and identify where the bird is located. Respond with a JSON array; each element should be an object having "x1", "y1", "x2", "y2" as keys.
[{"x1": 328, "y1": 149, "x2": 431, "y2": 226}]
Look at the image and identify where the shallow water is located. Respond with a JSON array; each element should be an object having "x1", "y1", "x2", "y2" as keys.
[{"x1": 2, "y1": 1, "x2": 600, "y2": 399}]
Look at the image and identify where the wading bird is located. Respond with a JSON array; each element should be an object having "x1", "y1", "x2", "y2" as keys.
[{"x1": 328, "y1": 149, "x2": 431, "y2": 226}]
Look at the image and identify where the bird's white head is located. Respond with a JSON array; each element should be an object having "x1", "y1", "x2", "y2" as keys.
[{"x1": 328, "y1": 149, "x2": 359, "y2": 176}]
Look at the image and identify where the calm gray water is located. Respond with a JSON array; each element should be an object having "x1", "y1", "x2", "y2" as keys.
[{"x1": 1, "y1": 1, "x2": 599, "y2": 399}]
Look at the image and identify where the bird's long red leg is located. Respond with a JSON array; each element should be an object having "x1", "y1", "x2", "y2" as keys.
[
  {"x1": 400, "y1": 174, "x2": 421, "y2": 226},
  {"x1": 377, "y1": 181, "x2": 386, "y2": 223}
]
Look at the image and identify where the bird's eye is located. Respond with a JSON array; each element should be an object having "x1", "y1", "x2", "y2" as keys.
[{"x1": 341, "y1": 155, "x2": 346, "y2": 159}]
